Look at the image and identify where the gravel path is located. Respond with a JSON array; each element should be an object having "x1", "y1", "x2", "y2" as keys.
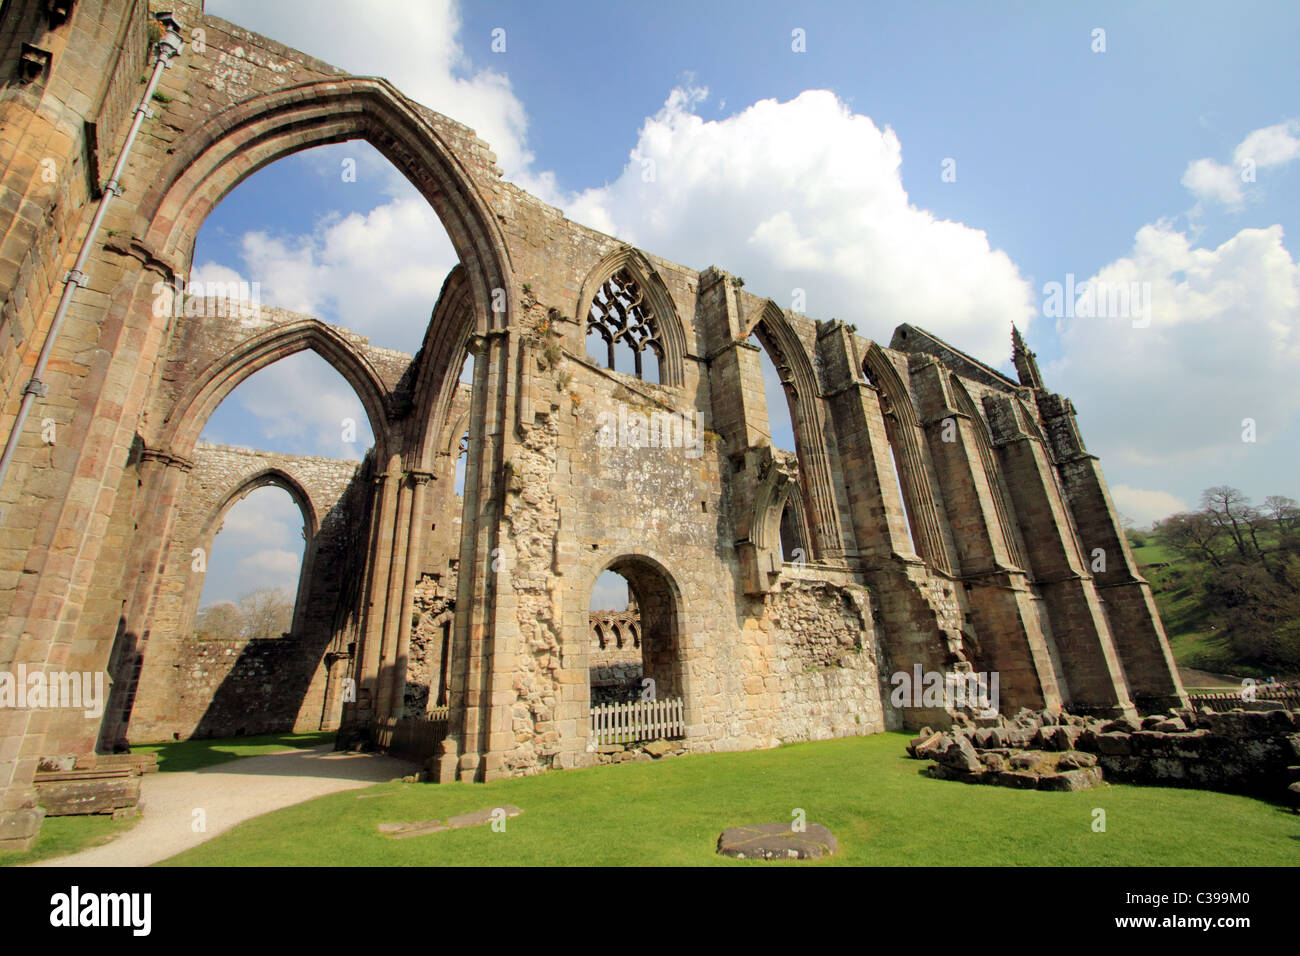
[{"x1": 30, "y1": 745, "x2": 418, "y2": 867}]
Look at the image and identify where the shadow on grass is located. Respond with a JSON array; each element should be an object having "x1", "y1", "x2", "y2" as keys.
[{"x1": 132, "y1": 731, "x2": 337, "y2": 773}]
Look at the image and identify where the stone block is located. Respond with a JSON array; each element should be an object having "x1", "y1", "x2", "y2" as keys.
[
  {"x1": 1038, "y1": 767, "x2": 1103, "y2": 791},
  {"x1": 716, "y1": 822, "x2": 838, "y2": 860},
  {"x1": 1094, "y1": 732, "x2": 1133, "y2": 756},
  {"x1": 992, "y1": 770, "x2": 1039, "y2": 789}
]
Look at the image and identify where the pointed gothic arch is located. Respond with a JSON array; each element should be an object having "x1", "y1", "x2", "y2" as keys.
[
  {"x1": 135, "y1": 78, "x2": 513, "y2": 338},
  {"x1": 781, "y1": 481, "x2": 815, "y2": 563},
  {"x1": 410, "y1": 265, "x2": 477, "y2": 473},
  {"x1": 744, "y1": 300, "x2": 845, "y2": 560},
  {"x1": 863, "y1": 342, "x2": 954, "y2": 574},
  {"x1": 576, "y1": 246, "x2": 687, "y2": 387},
  {"x1": 153, "y1": 318, "x2": 392, "y2": 461},
  {"x1": 201, "y1": 467, "x2": 319, "y2": 545},
  {"x1": 184, "y1": 465, "x2": 321, "y2": 648}
]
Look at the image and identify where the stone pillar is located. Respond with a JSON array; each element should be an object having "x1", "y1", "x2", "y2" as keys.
[
  {"x1": 98, "y1": 448, "x2": 193, "y2": 750},
  {"x1": 435, "y1": 331, "x2": 515, "y2": 783},
  {"x1": 819, "y1": 324, "x2": 918, "y2": 564},
  {"x1": 386, "y1": 470, "x2": 434, "y2": 719},
  {"x1": 374, "y1": 474, "x2": 414, "y2": 720},
  {"x1": 354, "y1": 464, "x2": 400, "y2": 725},
  {"x1": 697, "y1": 268, "x2": 771, "y2": 455},
  {"x1": 817, "y1": 325, "x2": 963, "y2": 729}
]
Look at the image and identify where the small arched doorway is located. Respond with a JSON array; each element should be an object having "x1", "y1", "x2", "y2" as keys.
[{"x1": 586, "y1": 555, "x2": 688, "y2": 750}]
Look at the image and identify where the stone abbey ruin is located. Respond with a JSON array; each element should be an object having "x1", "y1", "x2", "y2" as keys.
[{"x1": 0, "y1": 1, "x2": 1187, "y2": 849}]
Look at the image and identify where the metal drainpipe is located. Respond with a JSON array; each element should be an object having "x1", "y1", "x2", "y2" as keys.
[{"x1": 0, "y1": 15, "x2": 185, "y2": 499}]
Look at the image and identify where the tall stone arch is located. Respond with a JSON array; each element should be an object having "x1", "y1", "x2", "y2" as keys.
[
  {"x1": 408, "y1": 265, "x2": 476, "y2": 474},
  {"x1": 123, "y1": 79, "x2": 520, "y2": 745},
  {"x1": 745, "y1": 300, "x2": 846, "y2": 560},
  {"x1": 153, "y1": 318, "x2": 394, "y2": 462},
  {"x1": 863, "y1": 343, "x2": 955, "y2": 575},
  {"x1": 134, "y1": 78, "x2": 514, "y2": 333}
]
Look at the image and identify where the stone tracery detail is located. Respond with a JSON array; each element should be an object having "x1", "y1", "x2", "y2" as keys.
[{"x1": 586, "y1": 267, "x2": 664, "y2": 381}]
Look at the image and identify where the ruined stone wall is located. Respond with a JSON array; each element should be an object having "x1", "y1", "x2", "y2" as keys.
[
  {"x1": 0, "y1": 0, "x2": 1186, "y2": 847},
  {"x1": 762, "y1": 578, "x2": 887, "y2": 741},
  {"x1": 406, "y1": 569, "x2": 457, "y2": 716},
  {"x1": 150, "y1": 634, "x2": 328, "y2": 740}
]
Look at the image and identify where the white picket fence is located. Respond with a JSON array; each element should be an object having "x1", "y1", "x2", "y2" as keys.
[{"x1": 591, "y1": 697, "x2": 685, "y2": 745}]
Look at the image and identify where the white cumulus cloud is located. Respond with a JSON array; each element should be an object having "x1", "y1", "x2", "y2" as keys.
[
  {"x1": 1182, "y1": 119, "x2": 1300, "y2": 209},
  {"x1": 565, "y1": 87, "x2": 1037, "y2": 364},
  {"x1": 1048, "y1": 223, "x2": 1300, "y2": 477}
]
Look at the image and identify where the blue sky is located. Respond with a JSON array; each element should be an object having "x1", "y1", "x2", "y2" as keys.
[{"x1": 192, "y1": 0, "x2": 1300, "y2": 609}]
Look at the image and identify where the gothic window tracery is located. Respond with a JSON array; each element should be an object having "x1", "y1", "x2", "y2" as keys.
[{"x1": 586, "y1": 268, "x2": 663, "y2": 382}]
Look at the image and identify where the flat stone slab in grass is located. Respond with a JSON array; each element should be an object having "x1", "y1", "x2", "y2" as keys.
[
  {"x1": 717, "y1": 823, "x2": 837, "y2": 860},
  {"x1": 379, "y1": 819, "x2": 447, "y2": 839},
  {"x1": 379, "y1": 805, "x2": 523, "y2": 839}
]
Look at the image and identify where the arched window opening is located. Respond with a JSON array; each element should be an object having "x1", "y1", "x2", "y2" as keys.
[
  {"x1": 586, "y1": 268, "x2": 662, "y2": 382},
  {"x1": 780, "y1": 497, "x2": 809, "y2": 564},
  {"x1": 888, "y1": 445, "x2": 919, "y2": 556},
  {"x1": 200, "y1": 350, "x2": 374, "y2": 460},
  {"x1": 195, "y1": 484, "x2": 305, "y2": 640},
  {"x1": 749, "y1": 332, "x2": 797, "y2": 453}
]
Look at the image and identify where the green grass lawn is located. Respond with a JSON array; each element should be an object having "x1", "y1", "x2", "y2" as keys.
[
  {"x1": 132, "y1": 731, "x2": 336, "y2": 772},
  {"x1": 160, "y1": 733, "x2": 1298, "y2": 866},
  {"x1": 0, "y1": 812, "x2": 141, "y2": 867}
]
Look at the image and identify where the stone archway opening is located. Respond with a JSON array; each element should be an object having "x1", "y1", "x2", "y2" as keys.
[
  {"x1": 586, "y1": 557, "x2": 688, "y2": 749},
  {"x1": 194, "y1": 482, "x2": 307, "y2": 642},
  {"x1": 587, "y1": 570, "x2": 642, "y2": 706}
]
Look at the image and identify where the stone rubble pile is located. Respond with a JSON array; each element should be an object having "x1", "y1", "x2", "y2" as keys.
[
  {"x1": 907, "y1": 705, "x2": 1300, "y2": 806},
  {"x1": 592, "y1": 738, "x2": 686, "y2": 764}
]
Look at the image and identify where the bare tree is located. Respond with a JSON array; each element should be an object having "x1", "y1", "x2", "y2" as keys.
[
  {"x1": 1201, "y1": 486, "x2": 1258, "y2": 560},
  {"x1": 1264, "y1": 495, "x2": 1300, "y2": 533},
  {"x1": 1158, "y1": 511, "x2": 1226, "y2": 567},
  {"x1": 237, "y1": 587, "x2": 295, "y2": 640}
]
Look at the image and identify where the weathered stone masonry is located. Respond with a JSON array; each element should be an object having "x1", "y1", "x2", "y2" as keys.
[{"x1": 0, "y1": 1, "x2": 1185, "y2": 848}]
